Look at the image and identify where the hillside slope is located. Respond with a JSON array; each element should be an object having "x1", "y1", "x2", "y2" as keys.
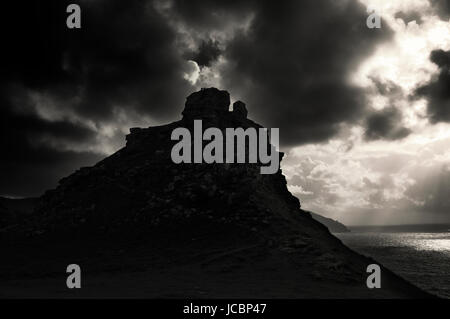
[{"x1": 0, "y1": 88, "x2": 431, "y2": 298}]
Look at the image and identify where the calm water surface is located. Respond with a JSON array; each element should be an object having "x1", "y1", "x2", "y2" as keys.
[{"x1": 336, "y1": 225, "x2": 450, "y2": 298}]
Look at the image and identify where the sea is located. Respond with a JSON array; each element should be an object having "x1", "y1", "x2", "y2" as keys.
[{"x1": 335, "y1": 224, "x2": 450, "y2": 298}]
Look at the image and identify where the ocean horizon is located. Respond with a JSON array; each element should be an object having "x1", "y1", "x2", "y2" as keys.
[
  {"x1": 336, "y1": 224, "x2": 450, "y2": 298},
  {"x1": 348, "y1": 224, "x2": 450, "y2": 233}
]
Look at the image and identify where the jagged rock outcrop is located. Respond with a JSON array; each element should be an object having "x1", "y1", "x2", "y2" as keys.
[
  {"x1": 233, "y1": 101, "x2": 248, "y2": 118},
  {"x1": 1, "y1": 88, "x2": 430, "y2": 298},
  {"x1": 26, "y1": 88, "x2": 286, "y2": 235},
  {"x1": 182, "y1": 87, "x2": 230, "y2": 120}
]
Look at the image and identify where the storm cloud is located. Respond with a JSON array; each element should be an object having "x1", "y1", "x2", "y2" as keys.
[
  {"x1": 214, "y1": 0, "x2": 392, "y2": 146},
  {"x1": 185, "y1": 39, "x2": 222, "y2": 67},
  {"x1": 364, "y1": 107, "x2": 411, "y2": 141},
  {"x1": 416, "y1": 49, "x2": 450, "y2": 123},
  {"x1": 0, "y1": 0, "x2": 397, "y2": 197},
  {"x1": 430, "y1": 0, "x2": 450, "y2": 20},
  {"x1": 1, "y1": 0, "x2": 194, "y2": 196}
]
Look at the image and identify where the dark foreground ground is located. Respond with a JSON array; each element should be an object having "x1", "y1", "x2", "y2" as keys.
[{"x1": 0, "y1": 219, "x2": 433, "y2": 299}]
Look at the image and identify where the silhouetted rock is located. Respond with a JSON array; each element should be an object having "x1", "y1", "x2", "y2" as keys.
[
  {"x1": 182, "y1": 87, "x2": 230, "y2": 120},
  {"x1": 27, "y1": 87, "x2": 290, "y2": 235},
  {"x1": 233, "y1": 101, "x2": 248, "y2": 118},
  {"x1": 0, "y1": 88, "x2": 431, "y2": 298}
]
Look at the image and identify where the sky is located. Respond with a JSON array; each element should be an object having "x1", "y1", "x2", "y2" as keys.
[{"x1": 1, "y1": 0, "x2": 449, "y2": 225}]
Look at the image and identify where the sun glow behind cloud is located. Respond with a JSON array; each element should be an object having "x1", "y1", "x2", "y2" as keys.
[{"x1": 283, "y1": 0, "x2": 450, "y2": 225}]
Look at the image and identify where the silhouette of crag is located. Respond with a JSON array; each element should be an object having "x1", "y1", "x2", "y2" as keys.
[
  {"x1": 30, "y1": 87, "x2": 293, "y2": 235},
  {"x1": 3, "y1": 88, "x2": 430, "y2": 298}
]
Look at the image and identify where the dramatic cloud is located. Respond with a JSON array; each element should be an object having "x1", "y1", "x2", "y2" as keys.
[
  {"x1": 2, "y1": 0, "x2": 395, "y2": 196},
  {"x1": 1, "y1": 0, "x2": 195, "y2": 196},
  {"x1": 207, "y1": 0, "x2": 392, "y2": 146},
  {"x1": 185, "y1": 40, "x2": 222, "y2": 67},
  {"x1": 364, "y1": 107, "x2": 412, "y2": 140},
  {"x1": 283, "y1": 126, "x2": 450, "y2": 225},
  {"x1": 394, "y1": 11, "x2": 423, "y2": 24},
  {"x1": 0, "y1": 88, "x2": 102, "y2": 196},
  {"x1": 416, "y1": 49, "x2": 450, "y2": 122},
  {"x1": 430, "y1": 0, "x2": 450, "y2": 20},
  {"x1": 279, "y1": 0, "x2": 450, "y2": 224}
]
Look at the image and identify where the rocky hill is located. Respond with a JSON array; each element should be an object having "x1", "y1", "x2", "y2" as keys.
[{"x1": 0, "y1": 88, "x2": 430, "y2": 298}]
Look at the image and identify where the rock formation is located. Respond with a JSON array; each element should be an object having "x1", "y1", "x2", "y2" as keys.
[{"x1": 0, "y1": 88, "x2": 430, "y2": 298}]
